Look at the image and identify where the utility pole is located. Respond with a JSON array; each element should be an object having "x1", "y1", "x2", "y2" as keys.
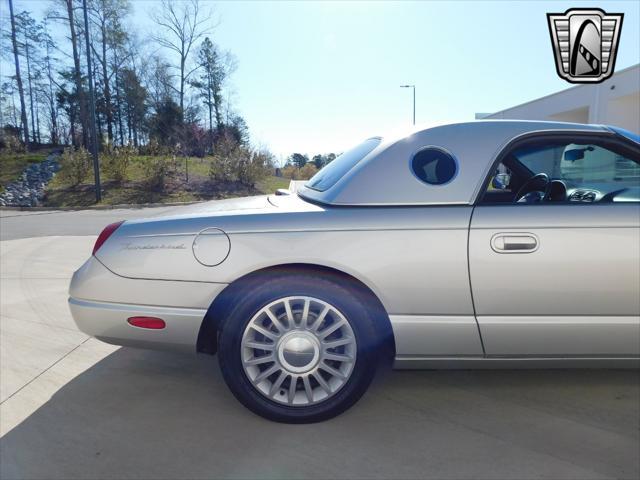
[
  {"x1": 82, "y1": 0, "x2": 101, "y2": 202},
  {"x1": 400, "y1": 84, "x2": 416, "y2": 125}
]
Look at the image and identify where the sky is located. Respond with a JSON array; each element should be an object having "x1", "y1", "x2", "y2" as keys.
[{"x1": 2, "y1": 0, "x2": 640, "y2": 161}]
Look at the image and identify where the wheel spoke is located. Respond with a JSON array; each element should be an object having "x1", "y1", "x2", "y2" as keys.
[
  {"x1": 320, "y1": 362, "x2": 346, "y2": 379},
  {"x1": 244, "y1": 354, "x2": 274, "y2": 366},
  {"x1": 312, "y1": 371, "x2": 332, "y2": 394},
  {"x1": 250, "y1": 323, "x2": 278, "y2": 341},
  {"x1": 323, "y1": 352, "x2": 353, "y2": 363},
  {"x1": 322, "y1": 337, "x2": 353, "y2": 349},
  {"x1": 300, "y1": 299, "x2": 311, "y2": 328},
  {"x1": 311, "y1": 305, "x2": 329, "y2": 332},
  {"x1": 319, "y1": 318, "x2": 346, "y2": 339},
  {"x1": 287, "y1": 375, "x2": 298, "y2": 404},
  {"x1": 284, "y1": 299, "x2": 295, "y2": 327},
  {"x1": 269, "y1": 371, "x2": 287, "y2": 397},
  {"x1": 265, "y1": 309, "x2": 287, "y2": 333},
  {"x1": 254, "y1": 364, "x2": 279, "y2": 384},
  {"x1": 302, "y1": 375, "x2": 313, "y2": 402},
  {"x1": 244, "y1": 340, "x2": 275, "y2": 351}
]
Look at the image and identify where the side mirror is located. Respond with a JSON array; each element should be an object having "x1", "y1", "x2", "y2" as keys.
[{"x1": 492, "y1": 173, "x2": 511, "y2": 190}]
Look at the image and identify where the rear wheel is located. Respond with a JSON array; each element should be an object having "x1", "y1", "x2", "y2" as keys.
[{"x1": 218, "y1": 275, "x2": 379, "y2": 423}]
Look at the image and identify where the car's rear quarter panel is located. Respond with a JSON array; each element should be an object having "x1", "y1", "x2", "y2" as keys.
[{"x1": 94, "y1": 203, "x2": 474, "y2": 316}]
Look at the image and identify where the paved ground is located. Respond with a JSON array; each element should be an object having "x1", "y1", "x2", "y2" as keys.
[{"x1": 1, "y1": 206, "x2": 639, "y2": 479}]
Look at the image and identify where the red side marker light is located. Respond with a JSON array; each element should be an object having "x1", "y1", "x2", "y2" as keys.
[
  {"x1": 93, "y1": 220, "x2": 124, "y2": 256},
  {"x1": 127, "y1": 316, "x2": 166, "y2": 330}
]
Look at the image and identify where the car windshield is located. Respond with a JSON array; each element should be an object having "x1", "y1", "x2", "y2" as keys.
[{"x1": 306, "y1": 138, "x2": 381, "y2": 192}]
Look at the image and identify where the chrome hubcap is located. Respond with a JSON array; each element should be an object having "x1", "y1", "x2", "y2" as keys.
[
  {"x1": 278, "y1": 332, "x2": 320, "y2": 373},
  {"x1": 241, "y1": 296, "x2": 357, "y2": 406}
]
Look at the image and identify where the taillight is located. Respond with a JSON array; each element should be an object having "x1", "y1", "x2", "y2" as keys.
[
  {"x1": 127, "y1": 317, "x2": 166, "y2": 329},
  {"x1": 93, "y1": 221, "x2": 124, "y2": 256}
]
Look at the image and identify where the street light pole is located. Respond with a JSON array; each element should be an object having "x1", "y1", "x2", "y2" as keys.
[
  {"x1": 82, "y1": 0, "x2": 101, "y2": 202},
  {"x1": 400, "y1": 84, "x2": 415, "y2": 125}
]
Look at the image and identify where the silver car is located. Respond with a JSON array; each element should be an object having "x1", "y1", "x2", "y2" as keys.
[{"x1": 69, "y1": 120, "x2": 640, "y2": 422}]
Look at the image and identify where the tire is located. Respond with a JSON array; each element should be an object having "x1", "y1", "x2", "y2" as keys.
[{"x1": 218, "y1": 273, "x2": 380, "y2": 423}]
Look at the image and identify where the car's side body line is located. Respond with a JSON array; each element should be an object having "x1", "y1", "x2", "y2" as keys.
[{"x1": 394, "y1": 356, "x2": 640, "y2": 369}]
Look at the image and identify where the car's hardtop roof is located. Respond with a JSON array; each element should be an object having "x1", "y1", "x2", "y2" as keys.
[{"x1": 298, "y1": 120, "x2": 616, "y2": 207}]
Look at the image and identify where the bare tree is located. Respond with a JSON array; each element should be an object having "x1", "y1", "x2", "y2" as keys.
[
  {"x1": 42, "y1": 19, "x2": 59, "y2": 144},
  {"x1": 8, "y1": 0, "x2": 30, "y2": 149},
  {"x1": 55, "y1": 0, "x2": 89, "y2": 148},
  {"x1": 14, "y1": 11, "x2": 43, "y2": 144},
  {"x1": 150, "y1": 0, "x2": 214, "y2": 119},
  {"x1": 88, "y1": 0, "x2": 130, "y2": 143}
]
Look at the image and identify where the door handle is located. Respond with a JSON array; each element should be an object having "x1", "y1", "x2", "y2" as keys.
[{"x1": 491, "y1": 233, "x2": 539, "y2": 253}]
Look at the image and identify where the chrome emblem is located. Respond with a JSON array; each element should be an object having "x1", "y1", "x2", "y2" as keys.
[{"x1": 547, "y1": 8, "x2": 623, "y2": 84}]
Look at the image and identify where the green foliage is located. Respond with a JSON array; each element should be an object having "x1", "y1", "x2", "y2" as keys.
[
  {"x1": 148, "y1": 99, "x2": 183, "y2": 147},
  {"x1": 209, "y1": 136, "x2": 239, "y2": 182},
  {"x1": 59, "y1": 147, "x2": 91, "y2": 186},
  {"x1": 142, "y1": 155, "x2": 170, "y2": 191},
  {"x1": 0, "y1": 131, "x2": 24, "y2": 154},
  {"x1": 299, "y1": 163, "x2": 318, "y2": 180},
  {"x1": 209, "y1": 136, "x2": 272, "y2": 186},
  {"x1": 193, "y1": 37, "x2": 228, "y2": 132},
  {"x1": 102, "y1": 145, "x2": 136, "y2": 184},
  {"x1": 237, "y1": 149, "x2": 273, "y2": 187},
  {"x1": 310, "y1": 153, "x2": 336, "y2": 169},
  {"x1": 289, "y1": 153, "x2": 309, "y2": 168},
  {"x1": 0, "y1": 150, "x2": 47, "y2": 192},
  {"x1": 281, "y1": 163, "x2": 317, "y2": 181},
  {"x1": 139, "y1": 138, "x2": 174, "y2": 157},
  {"x1": 281, "y1": 165, "x2": 299, "y2": 180}
]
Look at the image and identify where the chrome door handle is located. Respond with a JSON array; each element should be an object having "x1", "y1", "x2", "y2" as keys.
[{"x1": 491, "y1": 233, "x2": 539, "y2": 253}]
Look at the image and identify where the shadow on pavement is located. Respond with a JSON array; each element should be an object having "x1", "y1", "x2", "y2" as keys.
[{"x1": 1, "y1": 347, "x2": 638, "y2": 480}]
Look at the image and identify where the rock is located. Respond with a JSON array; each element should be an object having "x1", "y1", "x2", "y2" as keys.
[{"x1": 0, "y1": 153, "x2": 61, "y2": 207}]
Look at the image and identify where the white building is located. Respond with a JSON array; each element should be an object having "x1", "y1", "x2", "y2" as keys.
[{"x1": 482, "y1": 64, "x2": 639, "y2": 134}]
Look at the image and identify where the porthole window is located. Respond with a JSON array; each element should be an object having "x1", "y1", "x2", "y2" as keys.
[{"x1": 411, "y1": 147, "x2": 457, "y2": 185}]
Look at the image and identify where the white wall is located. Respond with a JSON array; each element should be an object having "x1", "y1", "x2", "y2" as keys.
[{"x1": 487, "y1": 64, "x2": 640, "y2": 134}]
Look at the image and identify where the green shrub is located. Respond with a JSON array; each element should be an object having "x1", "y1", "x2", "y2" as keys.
[
  {"x1": 281, "y1": 165, "x2": 299, "y2": 180},
  {"x1": 0, "y1": 132, "x2": 24, "y2": 154},
  {"x1": 236, "y1": 149, "x2": 273, "y2": 186},
  {"x1": 299, "y1": 163, "x2": 318, "y2": 180},
  {"x1": 209, "y1": 137, "x2": 239, "y2": 183},
  {"x1": 209, "y1": 138, "x2": 273, "y2": 187},
  {"x1": 102, "y1": 145, "x2": 135, "y2": 184},
  {"x1": 142, "y1": 155, "x2": 170, "y2": 191},
  {"x1": 59, "y1": 147, "x2": 91, "y2": 186}
]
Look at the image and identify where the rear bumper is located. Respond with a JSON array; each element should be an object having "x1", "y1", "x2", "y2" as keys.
[
  {"x1": 69, "y1": 297, "x2": 207, "y2": 352},
  {"x1": 68, "y1": 256, "x2": 227, "y2": 352}
]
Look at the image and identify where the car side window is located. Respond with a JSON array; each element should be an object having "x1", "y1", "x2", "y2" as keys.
[
  {"x1": 411, "y1": 147, "x2": 457, "y2": 185},
  {"x1": 483, "y1": 137, "x2": 640, "y2": 204}
]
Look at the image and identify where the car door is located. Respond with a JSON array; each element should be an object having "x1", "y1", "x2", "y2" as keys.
[{"x1": 469, "y1": 132, "x2": 640, "y2": 357}]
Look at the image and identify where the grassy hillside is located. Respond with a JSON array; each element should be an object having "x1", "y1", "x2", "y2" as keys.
[
  {"x1": 0, "y1": 151, "x2": 50, "y2": 193},
  {"x1": 43, "y1": 154, "x2": 290, "y2": 207}
]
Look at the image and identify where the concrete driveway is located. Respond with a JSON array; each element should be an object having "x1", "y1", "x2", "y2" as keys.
[{"x1": 1, "y1": 207, "x2": 639, "y2": 479}]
